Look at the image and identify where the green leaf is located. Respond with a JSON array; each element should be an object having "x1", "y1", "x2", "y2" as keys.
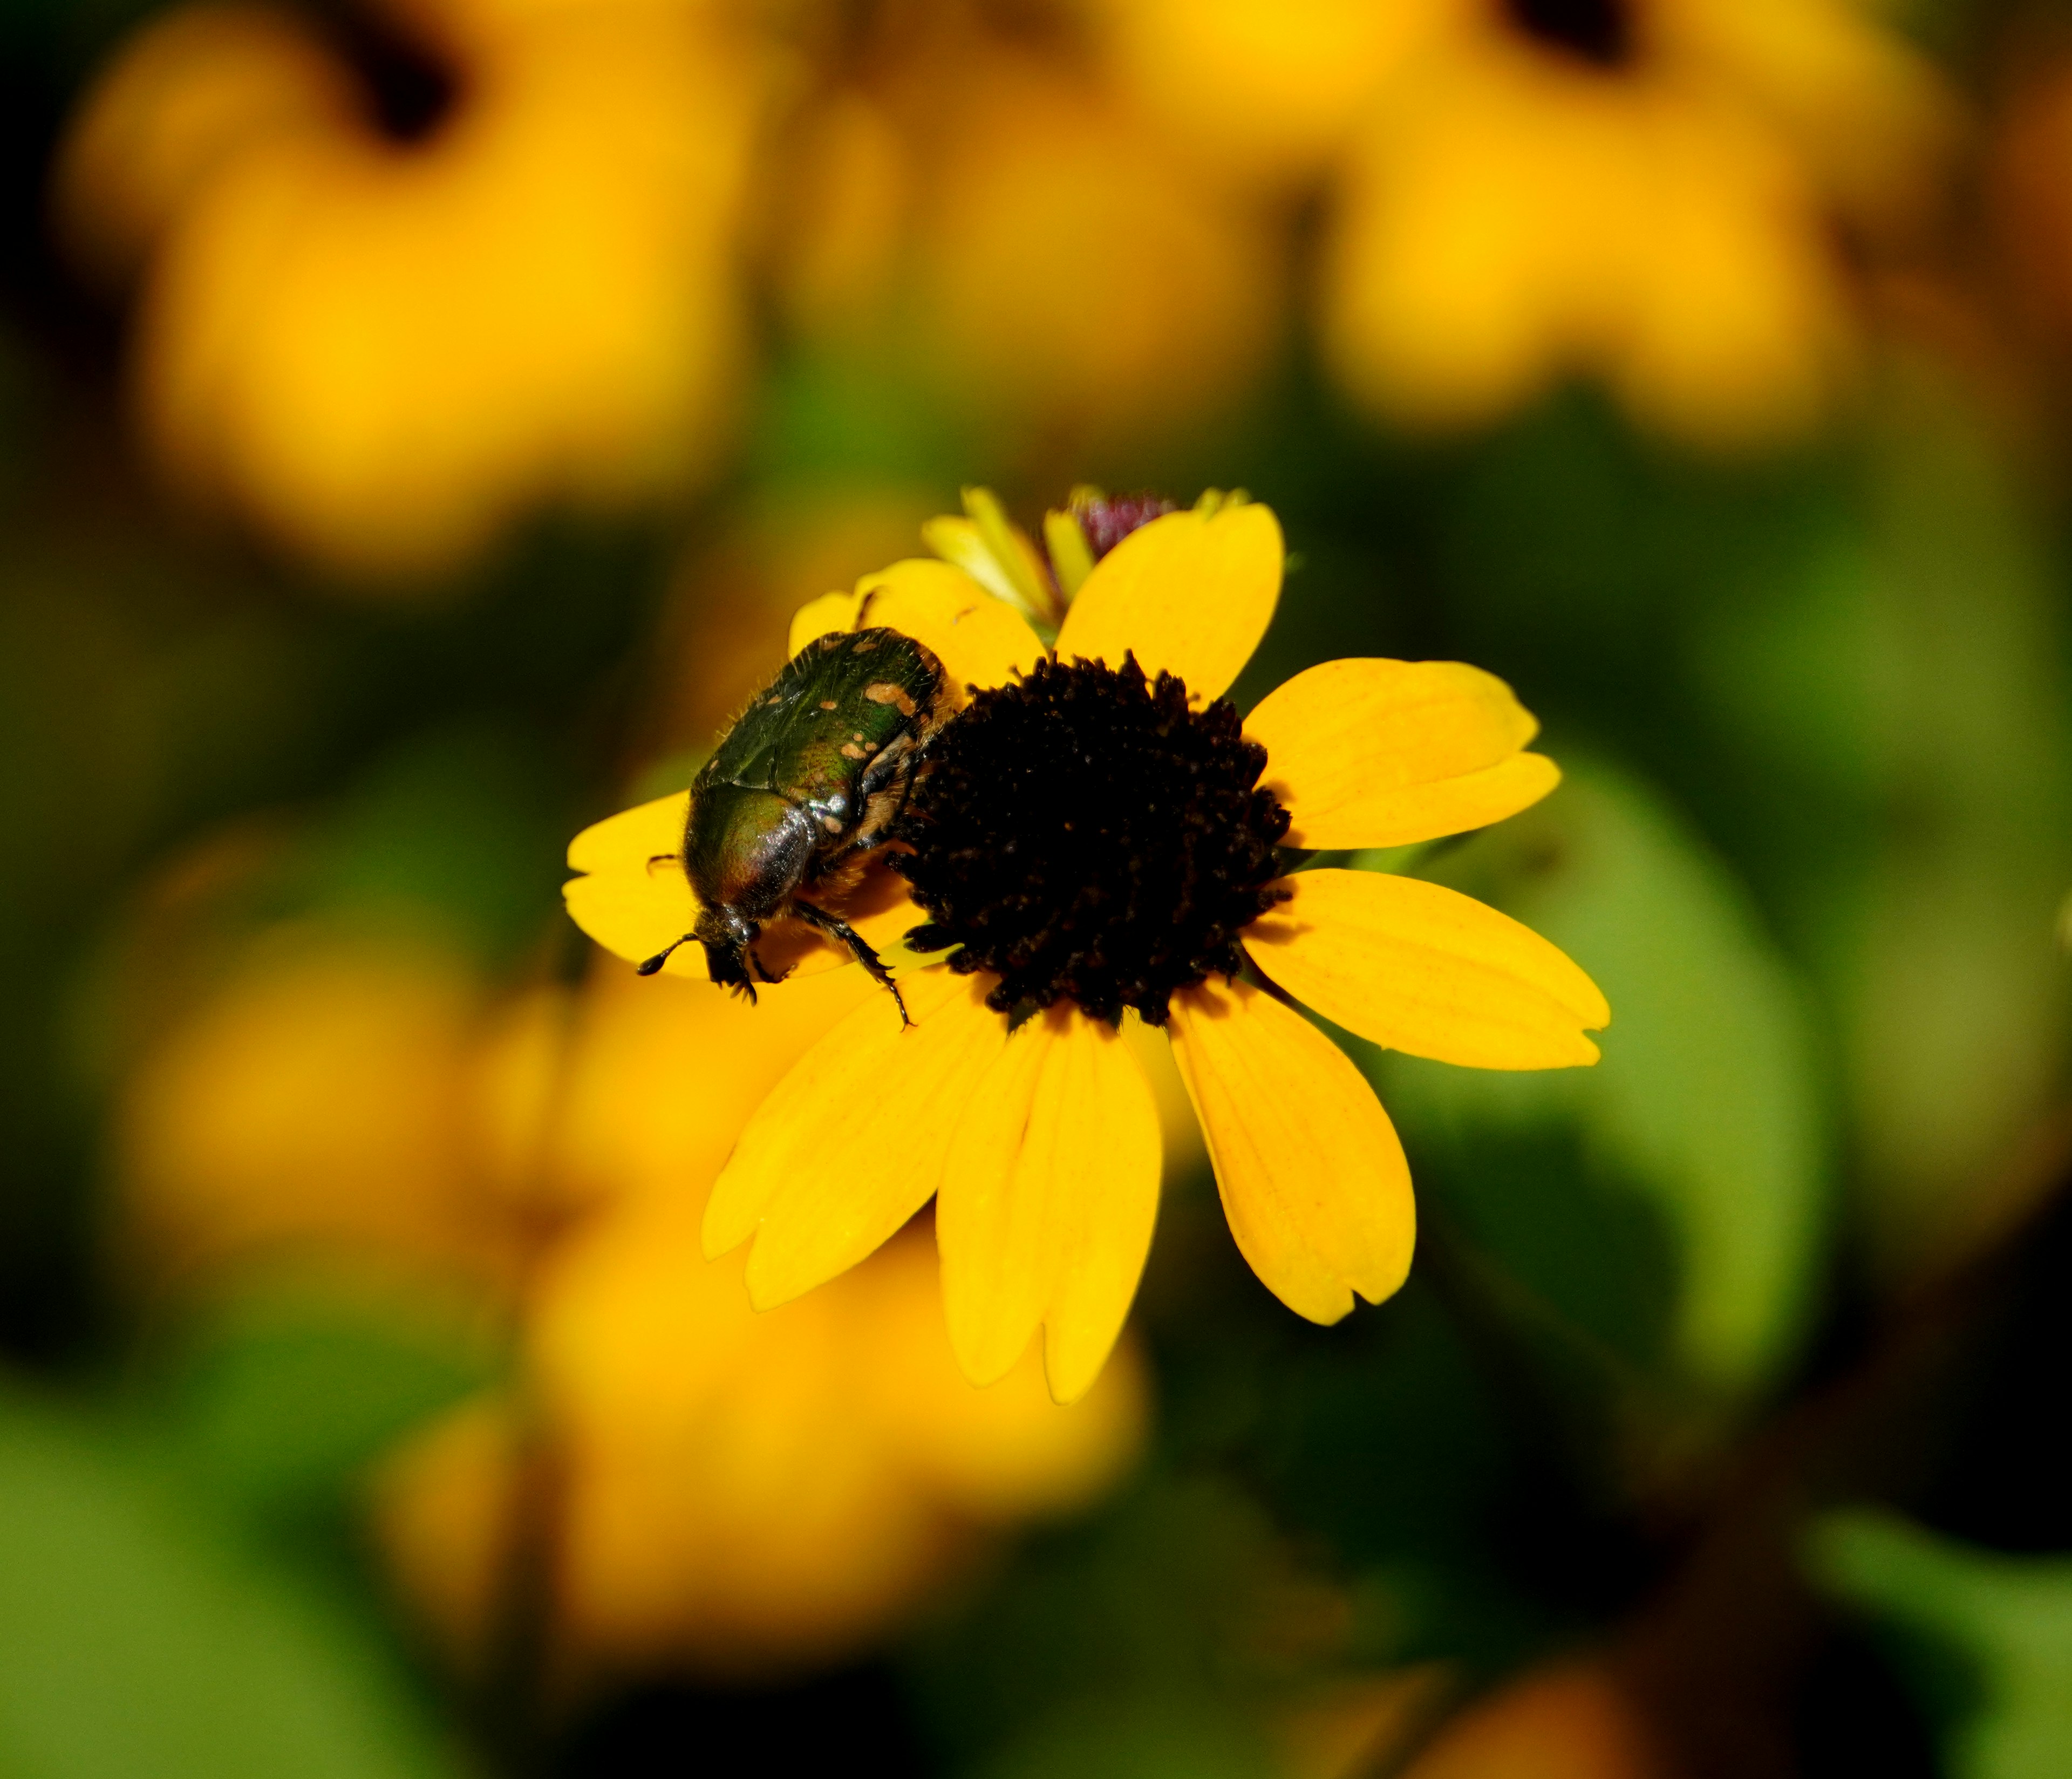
[
  {"x1": 151, "y1": 1281, "x2": 492, "y2": 1526},
  {"x1": 0, "y1": 1391, "x2": 456, "y2": 1779},
  {"x1": 1812, "y1": 1510, "x2": 2072, "y2": 1779},
  {"x1": 1372, "y1": 762, "x2": 1828, "y2": 1397},
  {"x1": 1691, "y1": 372, "x2": 2072, "y2": 1281}
]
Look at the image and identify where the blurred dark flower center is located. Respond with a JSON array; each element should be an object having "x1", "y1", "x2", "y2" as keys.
[
  {"x1": 326, "y1": 9, "x2": 461, "y2": 143},
  {"x1": 1503, "y1": 0, "x2": 1634, "y2": 66},
  {"x1": 892, "y1": 655, "x2": 1289, "y2": 1026},
  {"x1": 1069, "y1": 492, "x2": 1179, "y2": 561}
]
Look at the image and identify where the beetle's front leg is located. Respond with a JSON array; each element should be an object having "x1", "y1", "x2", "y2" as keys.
[{"x1": 788, "y1": 899, "x2": 911, "y2": 1026}]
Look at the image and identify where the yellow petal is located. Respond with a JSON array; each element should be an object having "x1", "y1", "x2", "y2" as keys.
[
  {"x1": 853, "y1": 558, "x2": 1047, "y2": 698},
  {"x1": 1244, "y1": 658, "x2": 1559, "y2": 849},
  {"x1": 705, "y1": 967, "x2": 1011, "y2": 1307},
  {"x1": 937, "y1": 1007, "x2": 1162, "y2": 1402},
  {"x1": 921, "y1": 488, "x2": 1060, "y2": 625},
  {"x1": 1041, "y1": 507, "x2": 1096, "y2": 601},
  {"x1": 1168, "y1": 977, "x2": 1414, "y2": 1324},
  {"x1": 787, "y1": 591, "x2": 864, "y2": 657},
  {"x1": 563, "y1": 792, "x2": 706, "y2": 981},
  {"x1": 1053, "y1": 501, "x2": 1282, "y2": 701},
  {"x1": 1245, "y1": 869, "x2": 1608, "y2": 1070}
]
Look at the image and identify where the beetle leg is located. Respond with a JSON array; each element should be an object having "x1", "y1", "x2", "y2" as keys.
[
  {"x1": 846, "y1": 761, "x2": 921, "y2": 857},
  {"x1": 789, "y1": 899, "x2": 911, "y2": 1027}
]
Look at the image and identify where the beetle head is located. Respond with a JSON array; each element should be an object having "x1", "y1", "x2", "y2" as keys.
[{"x1": 693, "y1": 904, "x2": 760, "y2": 999}]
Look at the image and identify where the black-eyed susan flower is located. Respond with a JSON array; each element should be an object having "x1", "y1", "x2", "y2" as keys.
[
  {"x1": 565, "y1": 492, "x2": 1609, "y2": 1403},
  {"x1": 57, "y1": 0, "x2": 761, "y2": 580},
  {"x1": 1087, "y1": 0, "x2": 1953, "y2": 446},
  {"x1": 769, "y1": 28, "x2": 1277, "y2": 455}
]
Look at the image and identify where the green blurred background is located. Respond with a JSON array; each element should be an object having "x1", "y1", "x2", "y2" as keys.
[{"x1": 2, "y1": 0, "x2": 2071, "y2": 1775}]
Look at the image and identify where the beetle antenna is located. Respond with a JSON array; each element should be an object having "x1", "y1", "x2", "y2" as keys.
[{"x1": 636, "y1": 935, "x2": 694, "y2": 976}]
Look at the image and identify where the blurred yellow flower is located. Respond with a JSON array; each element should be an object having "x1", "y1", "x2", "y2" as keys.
[
  {"x1": 381, "y1": 1215, "x2": 1142, "y2": 1678},
  {"x1": 377, "y1": 961, "x2": 1144, "y2": 1680},
  {"x1": 1088, "y1": 0, "x2": 1953, "y2": 445},
  {"x1": 118, "y1": 920, "x2": 531, "y2": 1290},
  {"x1": 119, "y1": 903, "x2": 1144, "y2": 1676},
  {"x1": 567, "y1": 493, "x2": 1607, "y2": 1403},
  {"x1": 58, "y1": 0, "x2": 762, "y2": 580},
  {"x1": 770, "y1": 36, "x2": 1276, "y2": 453}
]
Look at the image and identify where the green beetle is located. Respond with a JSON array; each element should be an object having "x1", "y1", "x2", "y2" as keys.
[{"x1": 637, "y1": 626, "x2": 950, "y2": 1020}]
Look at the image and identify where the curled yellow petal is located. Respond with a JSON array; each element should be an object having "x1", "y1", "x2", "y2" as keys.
[
  {"x1": 563, "y1": 792, "x2": 706, "y2": 980},
  {"x1": 937, "y1": 1007, "x2": 1161, "y2": 1403},
  {"x1": 1244, "y1": 658, "x2": 1559, "y2": 849},
  {"x1": 1245, "y1": 869, "x2": 1608, "y2": 1070},
  {"x1": 1053, "y1": 501, "x2": 1282, "y2": 702},
  {"x1": 1041, "y1": 507, "x2": 1096, "y2": 601},
  {"x1": 706, "y1": 967, "x2": 1011, "y2": 1306},
  {"x1": 1168, "y1": 977, "x2": 1414, "y2": 1325},
  {"x1": 922, "y1": 488, "x2": 1060, "y2": 626}
]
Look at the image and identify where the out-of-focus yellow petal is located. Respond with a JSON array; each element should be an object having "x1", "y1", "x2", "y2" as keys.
[
  {"x1": 1083, "y1": 0, "x2": 1446, "y2": 187},
  {"x1": 937, "y1": 1007, "x2": 1161, "y2": 1403},
  {"x1": 1246, "y1": 870, "x2": 1608, "y2": 1069},
  {"x1": 706, "y1": 967, "x2": 1010, "y2": 1304},
  {"x1": 854, "y1": 558, "x2": 1047, "y2": 697},
  {"x1": 1396, "y1": 1660, "x2": 1664, "y2": 1779},
  {"x1": 921, "y1": 488, "x2": 1059, "y2": 626},
  {"x1": 788, "y1": 590, "x2": 864, "y2": 656},
  {"x1": 54, "y1": 3, "x2": 358, "y2": 284},
  {"x1": 1244, "y1": 658, "x2": 1560, "y2": 849},
  {"x1": 563, "y1": 791, "x2": 705, "y2": 980},
  {"x1": 1053, "y1": 502, "x2": 1282, "y2": 702},
  {"x1": 1168, "y1": 977, "x2": 1414, "y2": 1324}
]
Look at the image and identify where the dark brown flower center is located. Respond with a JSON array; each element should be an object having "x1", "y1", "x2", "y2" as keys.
[
  {"x1": 1503, "y1": 0, "x2": 1633, "y2": 67},
  {"x1": 326, "y1": 8, "x2": 461, "y2": 142},
  {"x1": 892, "y1": 656, "x2": 1290, "y2": 1026}
]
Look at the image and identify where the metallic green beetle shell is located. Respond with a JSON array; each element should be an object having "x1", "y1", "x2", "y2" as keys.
[{"x1": 680, "y1": 626, "x2": 949, "y2": 996}]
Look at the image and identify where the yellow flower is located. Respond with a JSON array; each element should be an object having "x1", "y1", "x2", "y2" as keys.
[
  {"x1": 377, "y1": 962, "x2": 1144, "y2": 1680},
  {"x1": 119, "y1": 894, "x2": 1147, "y2": 1675},
  {"x1": 1087, "y1": 0, "x2": 1953, "y2": 445},
  {"x1": 118, "y1": 919, "x2": 533, "y2": 1290},
  {"x1": 56, "y1": 0, "x2": 761, "y2": 580},
  {"x1": 769, "y1": 36, "x2": 1277, "y2": 452},
  {"x1": 565, "y1": 494, "x2": 1608, "y2": 1404}
]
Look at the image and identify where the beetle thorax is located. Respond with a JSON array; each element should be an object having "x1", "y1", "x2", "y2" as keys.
[{"x1": 686, "y1": 786, "x2": 816, "y2": 922}]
